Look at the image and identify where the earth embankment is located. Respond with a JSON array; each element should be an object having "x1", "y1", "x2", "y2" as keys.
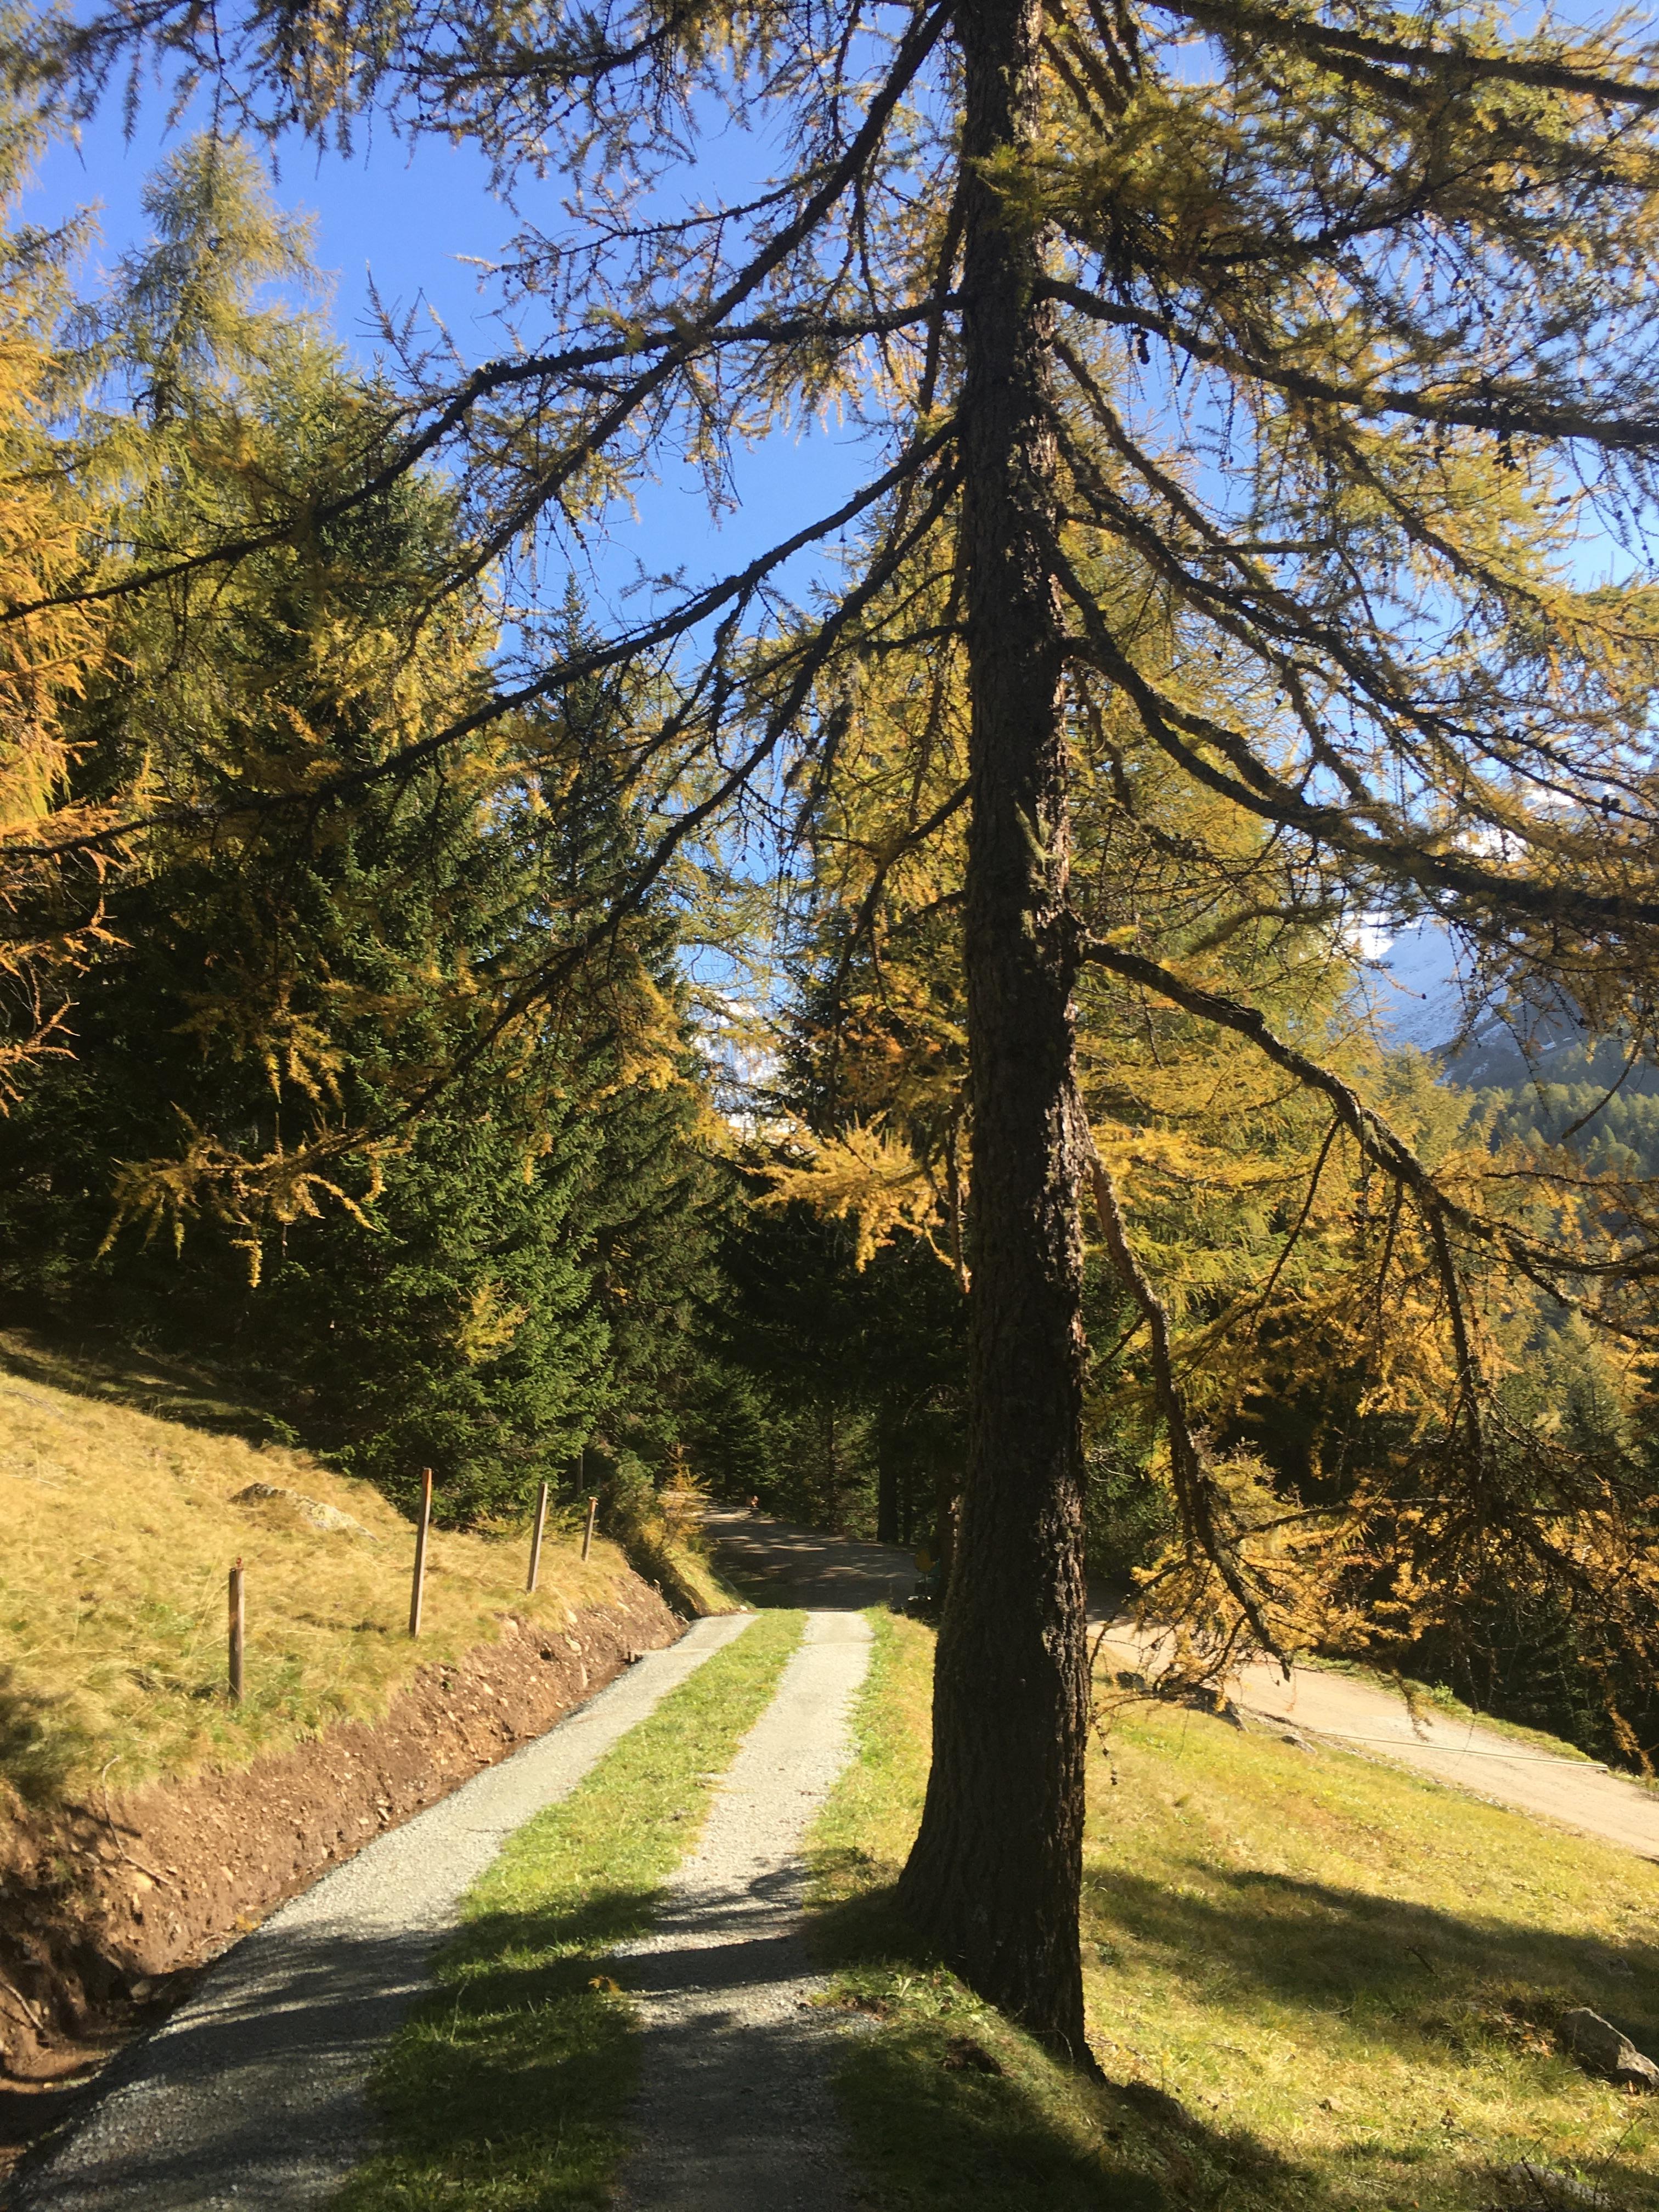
[{"x1": 0, "y1": 1577, "x2": 681, "y2": 2190}]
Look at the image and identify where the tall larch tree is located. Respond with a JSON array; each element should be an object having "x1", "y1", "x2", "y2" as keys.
[
  {"x1": 16, "y1": 0, "x2": 1659, "y2": 2052},
  {"x1": 0, "y1": 111, "x2": 111, "y2": 1101}
]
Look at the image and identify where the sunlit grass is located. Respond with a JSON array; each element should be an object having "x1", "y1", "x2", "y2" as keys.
[
  {"x1": 332, "y1": 1609, "x2": 804, "y2": 2210},
  {"x1": 0, "y1": 1335, "x2": 651, "y2": 1801},
  {"x1": 811, "y1": 1612, "x2": 1659, "y2": 2211}
]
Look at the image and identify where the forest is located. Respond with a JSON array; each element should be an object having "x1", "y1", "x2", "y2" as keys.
[{"x1": 6, "y1": 0, "x2": 1659, "y2": 2063}]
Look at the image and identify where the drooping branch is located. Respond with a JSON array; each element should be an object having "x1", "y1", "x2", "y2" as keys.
[
  {"x1": 10, "y1": 418, "x2": 961, "y2": 863},
  {"x1": 0, "y1": 302, "x2": 955, "y2": 629},
  {"x1": 1047, "y1": 535, "x2": 1659, "y2": 940},
  {"x1": 302, "y1": 453, "x2": 969, "y2": 1141},
  {"x1": 1082, "y1": 1123, "x2": 1289, "y2": 1664},
  {"x1": 1043, "y1": 279, "x2": 1659, "y2": 453},
  {"x1": 1074, "y1": 930, "x2": 1659, "y2": 1313},
  {"x1": 1162, "y1": 0, "x2": 1659, "y2": 115}
]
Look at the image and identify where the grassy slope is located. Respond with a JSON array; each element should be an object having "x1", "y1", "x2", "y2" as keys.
[
  {"x1": 0, "y1": 1334, "x2": 664, "y2": 1803},
  {"x1": 334, "y1": 1608, "x2": 804, "y2": 2211},
  {"x1": 811, "y1": 1614, "x2": 1659, "y2": 2212}
]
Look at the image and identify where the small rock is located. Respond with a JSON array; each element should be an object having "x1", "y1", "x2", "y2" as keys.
[
  {"x1": 1558, "y1": 2007, "x2": 1659, "y2": 2089},
  {"x1": 232, "y1": 1483, "x2": 379, "y2": 1541},
  {"x1": 1492, "y1": 2158, "x2": 1610, "y2": 2208}
]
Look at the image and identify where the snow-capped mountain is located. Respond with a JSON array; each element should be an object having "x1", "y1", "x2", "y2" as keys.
[{"x1": 1367, "y1": 919, "x2": 1469, "y2": 1053}]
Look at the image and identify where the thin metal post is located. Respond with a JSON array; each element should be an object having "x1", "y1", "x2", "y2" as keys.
[
  {"x1": 582, "y1": 1494, "x2": 598, "y2": 1562},
  {"x1": 526, "y1": 1479, "x2": 549, "y2": 1594},
  {"x1": 408, "y1": 1468, "x2": 433, "y2": 1637}
]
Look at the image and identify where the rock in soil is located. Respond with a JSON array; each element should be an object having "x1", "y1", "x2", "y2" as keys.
[
  {"x1": 232, "y1": 1481, "x2": 380, "y2": 1538},
  {"x1": 1557, "y1": 2007, "x2": 1659, "y2": 2089}
]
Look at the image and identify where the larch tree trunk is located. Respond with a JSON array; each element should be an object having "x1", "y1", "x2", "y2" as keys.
[{"x1": 896, "y1": 0, "x2": 1092, "y2": 2058}]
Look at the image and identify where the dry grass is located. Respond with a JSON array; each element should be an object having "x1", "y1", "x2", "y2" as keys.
[
  {"x1": 812, "y1": 1612, "x2": 1659, "y2": 2212},
  {"x1": 0, "y1": 1335, "x2": 647, "y2": 1804}
]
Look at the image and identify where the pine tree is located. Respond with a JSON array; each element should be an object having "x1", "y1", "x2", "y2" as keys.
[{"x1": 0, "y1": 143, "x2": 721, "y2": 1519}]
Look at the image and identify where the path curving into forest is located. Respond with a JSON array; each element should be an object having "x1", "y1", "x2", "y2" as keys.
[
  {"x1": 704, "y1": 1505, "x2": 914, "y2": 1610},
  {"x1": 709, "y1": 1505, "x2": 1659, "y2": 1860}
]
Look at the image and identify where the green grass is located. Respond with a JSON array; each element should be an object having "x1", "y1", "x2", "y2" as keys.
[
  {"x1": 809, "y1": 1611, "x2": 1154, "y2": 2210},
  {"x1": 331, "y1": 1607, "x2": 803, "y2": 2211},
  {"x1": 0, "y1": 1329, "x2": 696, "y2": 1805},
  {"x1": 810, "y1": 1612, "x2": 1659, "y2": 2212}
]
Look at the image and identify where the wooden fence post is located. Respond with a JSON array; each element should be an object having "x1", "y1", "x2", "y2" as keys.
[
  {"x1": 526, "y1": 1479, "x2": 549, "y2": 1595},
  {"x1": 228, "y1": 1560, "x2": 245, "y2": 1703},
  {"x1": 409, "y1": 1468, "x2": 433, "y2": 1637},
  {"x1": 582, "y1": 1494, "x2": 599, "y2": 1562}
]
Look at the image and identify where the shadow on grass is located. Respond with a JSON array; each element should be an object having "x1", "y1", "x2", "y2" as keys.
[
  {"x1": 0, "y1": 1327, "x2": 301, "y2": 1449},
  {"x1": 335, "y1": 1882, "x2": 664, "y2": 2211},
  {"x1": 1090, "y1": 1859, "x2": 1659, "y2": 2055},
  {"x1": 814, "y1": 1867, "x2": 1659, "y2": 2212},
  {"x1": 0, "y1": 1663, "x2": 82, "y2": 1804},
  {"x1": 809, "y1": 1872, "x2": 1343, "y2": 2212}
]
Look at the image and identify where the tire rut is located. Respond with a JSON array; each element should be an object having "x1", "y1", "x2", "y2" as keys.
[{"x1": 614, "y1": 1609, "x2": 873, "y2": 2212}]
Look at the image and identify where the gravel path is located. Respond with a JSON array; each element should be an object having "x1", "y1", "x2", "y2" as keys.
[
  {"x1": 14, "y1": 1613, "x2": 754, "y2": 2212},
  {"x1": 704, "y1": 1506, "x2": 913, "y2": 1610},
  {"x1": 715, "y1": 1509, "x2": 1659, "y2": 1860},
  {"x1": 614, "y1": 1609, "x2": 874, "y2": 2212}
]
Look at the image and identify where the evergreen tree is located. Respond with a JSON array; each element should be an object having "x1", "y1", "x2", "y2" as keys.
[{"x1": 0, "y1": 143, "x2": 721, "y2": 1519}]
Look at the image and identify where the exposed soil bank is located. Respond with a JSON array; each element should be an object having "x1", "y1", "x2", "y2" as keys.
[{"x1": 0, "y1": 1572, "x2": 680, "y2": 2126}]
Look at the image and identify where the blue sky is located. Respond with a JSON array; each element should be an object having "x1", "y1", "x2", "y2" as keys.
[{"x1": 24, "y1": 97, "x2": 870, "y2": 615}]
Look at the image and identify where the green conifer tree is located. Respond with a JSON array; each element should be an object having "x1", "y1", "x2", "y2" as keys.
[{"x1": 0, "y1": 143, "x2": 721, "y2": 1519}]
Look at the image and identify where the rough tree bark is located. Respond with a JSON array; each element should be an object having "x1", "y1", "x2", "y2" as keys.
[{"x1": 896, "y1": 0, "x2": 1093, "y2": 2057}]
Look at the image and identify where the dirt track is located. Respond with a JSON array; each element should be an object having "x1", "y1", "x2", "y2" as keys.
[
  {"x1": 9, "y1": 1617, "x2": 752, "y2": 2211},
  {"x1": 708, "y1": 1507, "x2": 1659, "y2": 1861},
  {"x1": 704, "y1": 1505, "x2": 914, "y2": 1610}
]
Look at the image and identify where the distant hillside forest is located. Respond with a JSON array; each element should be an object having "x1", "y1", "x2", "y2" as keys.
[{"x1": 1459, "y1": 1032, "x2": 1659, "y2": 1182}]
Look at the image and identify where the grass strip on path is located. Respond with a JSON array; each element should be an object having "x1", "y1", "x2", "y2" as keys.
[
  {"x1": 332, "y1": 1607, "x2": 804, "y2": 2211},
  {"x1": 810, "y1": 1611, "x2": 1659, "y2": 2212}
]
